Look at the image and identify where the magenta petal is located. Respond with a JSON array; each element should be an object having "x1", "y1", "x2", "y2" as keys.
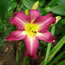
[
  {"x1": 35, "y1": 13, "x2": 56, "y2": 32},
  {"x1": 36, "y1": 32, "x2": 55, "y2": 43},
  {"x1": 29, "y1": 10, "x2": 40, "y2": 22},
  {"x1": 6, "y1": 30, "x2": 26, "y2": 41},
  {"x1": 24, "y1": 36, "x2": 39, "y2": 59},
  {"x1": 10, "y1": 12, "x2": 30, "y2": 30}
]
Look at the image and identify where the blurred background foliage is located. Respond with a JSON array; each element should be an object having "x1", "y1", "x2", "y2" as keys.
[{"x1": 0, "y1": 0, "x2": 65, "y2": 65}]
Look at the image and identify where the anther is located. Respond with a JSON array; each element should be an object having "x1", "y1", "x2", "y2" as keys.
[{"x1": 34, "y1": 31, "x2": 37, "y2": 33}]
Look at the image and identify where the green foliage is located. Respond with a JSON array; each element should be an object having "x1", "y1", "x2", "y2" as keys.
[
  {"x1": 39, "y1": 0, "x2": 45, "y2": 7},
  {"x1": 8, "y1": 0, "x2": 17, "y2": 11},
  {"x1": 60, "y1": 19, "x2": 65, "y2": 25},
  {"x1": 0, "y1": 0, "x2": 17, "y2": 47},
  {"x1": 45, "y1": 0, "x2": 65, "y2": 15},
  {"x1": 57, "y1": 0, "x2": 65, "y2": 5},
  {"x1": 0, "y1": 0, "x2": 11, "y2": 20},
  {"x1": 21, "y1": 0, "x2": 35, "y2": 9},
  {"x1": 49, "y1": 51, "x2": 65, "y2": 65},
  {"x1": 47, "y1": 0, "x2": 60, "y2": 7},
  {"x1": 57, "y1": 60, "x2": 65, "y2": 65},
  {"x1": 50, "y1": 5, "x2": 65, "y2": 15},
  {"x1": 39, "y1": 8, "x2": 47, "y2": 15}
]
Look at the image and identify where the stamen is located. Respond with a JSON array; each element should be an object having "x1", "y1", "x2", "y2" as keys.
[
  {"x1": 32, "y1": 31, "x2": 33, "y2": 32},
  {"x1": 34, "y1": 31, "x2": 37, "y2": 33},
  {"x1": 25, "y1": 23, "x2": 40, "y2": 37}
]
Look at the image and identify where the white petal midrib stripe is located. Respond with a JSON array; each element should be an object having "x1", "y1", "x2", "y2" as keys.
[
  {"x1": 15, "y1": 17, "x2": 26, "y2": 25},
  {"x1": 39, "y1": 17, "x2": 52, "y2": 27}
]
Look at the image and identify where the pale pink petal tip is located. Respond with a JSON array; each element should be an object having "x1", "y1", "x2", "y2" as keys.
[{"x1": 53, "y1": 40, "x2": 55, "y2": 43}]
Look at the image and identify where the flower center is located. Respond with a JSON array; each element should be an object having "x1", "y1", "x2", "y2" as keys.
[{"x1": 25, "y1": 23, "x2": 39, "y2": 37}]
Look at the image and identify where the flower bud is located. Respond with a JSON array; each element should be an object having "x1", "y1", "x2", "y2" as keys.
[{"x1": 32, "y1": 1, "x2": 39, "y2": 9}]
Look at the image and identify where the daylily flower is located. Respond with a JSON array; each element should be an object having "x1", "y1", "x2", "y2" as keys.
[{"x1": 6, "y1": 10, "x2": 56, "y2": 59}]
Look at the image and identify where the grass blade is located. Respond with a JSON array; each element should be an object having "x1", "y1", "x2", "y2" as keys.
[
  {"x1": 22, "y1": 57, "x2": 27, "y2": 65},
  {"x1": 49, "y1": 51, "x2": 65, "y2": 65},
  {"x1": 57, "y1": 60, "x2": 65, "y2": 65}
]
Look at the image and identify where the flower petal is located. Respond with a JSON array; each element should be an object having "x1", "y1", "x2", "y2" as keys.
[
  {"x1": 29, "y1": 10, "x2": 40, "y2": 23},
  {"x1": 24, "y1": 36, "x2": 39, "y2": 59},
  {"x1": 6, "y1": 30, "x2": 26, "y2": 41},
  {"x1": 36, "y1": 32, "x2": 55, "y2": 43},
  {"x1": 10, "y1": 12, "x2": 30, "y2": 30},
  {"x1": 35, "y1": 13, "x2": 56, "y2": 32}
]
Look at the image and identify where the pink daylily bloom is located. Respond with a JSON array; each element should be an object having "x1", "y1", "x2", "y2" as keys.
[{"x1": 6, "y1": 10, "x2": 56, "y2": 59}]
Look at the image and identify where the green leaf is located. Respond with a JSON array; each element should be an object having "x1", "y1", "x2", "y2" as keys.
[
  {"x1": 57, "y1": 0, "x2": 65, "y2": 5},
  {"x1": 0, "y1": 38, "x2": 5, "y2": 48},
  {"x1": 49, "y1": 51, "x2": 65, "y2": 65},
  {"x1": 57, "y1": 60, "x2": 65, "y2": 65},
  {"x1": 50, "y1": 5, "x2": 65, "y2": 15},
  {"x1": 39, "y1": 0, "x2": 45, "y2": 7},
  {"x1": 0, "y1": 0, "x2": 11, "y2": 20},
  {"x1": 8, "y1": 1, "x2": 17, "y2": 11},
  {"x1": 39, "y1": 8, "x2": 47, "y2": 15},
  {"x1": 59, "y1": 19, "x2": 65, "y2": 25},
  {"x1": 47, "y1": 0, "x2": 60, "y2": 7},
  {"x1": 21, "y1": 0, "x2": 35, "y2": 9}
]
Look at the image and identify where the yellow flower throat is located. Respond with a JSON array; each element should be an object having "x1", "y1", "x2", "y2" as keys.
[{"x1": 25, "y1": 23, "x2": 39, "y2": 37}]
